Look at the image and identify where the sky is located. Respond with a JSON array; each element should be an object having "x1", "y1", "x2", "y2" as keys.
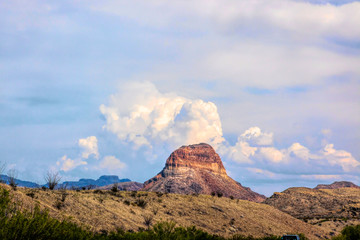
[{"x1": 1, "y1": 0, "x2": 359, "y2": 196}]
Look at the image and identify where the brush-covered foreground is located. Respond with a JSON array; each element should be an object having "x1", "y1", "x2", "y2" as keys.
[
  {"x1": 2, "y1": 185, "x2": 359, "y2": 240},
  {"x1": 0, "y1": 184, "x2": 328, "y2": 239}
]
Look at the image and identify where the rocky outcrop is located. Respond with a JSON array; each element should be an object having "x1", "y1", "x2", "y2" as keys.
[
  {"x1": 314, "y1": 181, "x2": 359, "y2": 190},
  {"x1": 142, "y1": 143, "x2": 266, "y2": 202}
]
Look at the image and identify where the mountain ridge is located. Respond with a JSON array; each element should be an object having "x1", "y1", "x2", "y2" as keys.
[{"x1": 0, "y1": 174, "x2": 130, "y2": 189}]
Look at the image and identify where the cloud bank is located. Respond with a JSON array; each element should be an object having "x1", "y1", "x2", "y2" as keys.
[
  {"x1": 100, "y1": 81, "x2": 224, "y2": 150},
  {"x1": 100, "y1": 82, "x2": 360, "y2": 180}
]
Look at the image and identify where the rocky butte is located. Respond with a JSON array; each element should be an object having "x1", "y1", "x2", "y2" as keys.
[{"x1": 142, "y1": 143, "x2": 266, "y2": 202}]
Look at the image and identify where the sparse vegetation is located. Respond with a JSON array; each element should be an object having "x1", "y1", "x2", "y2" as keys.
[
  {"x1": 135, "y1": 198, "x2": 147, "y2": 208},
  {"x1": 26, "y1": 189, "x2": 36, "y2": 199},
  {"x1": 7, "y1": 169, "x2": 18, "y2": 190},
  {"x1": 0, "y1": 185, "x2": 328, "y2": 239},
  {"x1": 44, "y1": 170, "x2": 61, "y2": 190},
  {"x1": 94, "y1": 189, "x2": 104, "y2": 194},
  {"x1": 111, "y1": 183, "x2": 118, "y2": 192},
  {"x1": 332, "y1": 224, "x2": 360, "y2": 240},
  {"x1": 142, "y1": 214, "x2": 154, "y2": 229},
  {"x1": 54, "y1": 199, "x2": 65, "y2": 210}
]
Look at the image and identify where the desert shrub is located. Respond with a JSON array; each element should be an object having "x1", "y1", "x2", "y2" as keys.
[
  {"x1": 54, "y1": 200, "x2": 65, "y2": 210},
  {"x1": 229, "y1": 218, "x2": 235, "y2": 225},
  {"x1": 156, "y1": 192, "x2": 163, "y2": 197},
  {"x1": 123, "y1": 200, "x2": 130, "y2": 205},
  {"x1": 152, "y1": 206, "x2": 159, "y2": 215},
  {"x1": 332, "y1": 224, "x2": 360, "y2": 240},
  {"x1": 130, "y1": 191, "x2": 137, "y2": 197},
  {"x1": 143, "y1": 214, "x2": 154, "y2": 229},
  {"x1": 94, "y1": 189, "x2": 104, "y2": 194},
  {"x1": 135, "y1": 198, "x2": 147, "y2": 208},
  {"x1": 230, "y1": 196, "x2": 234, "y2": 200},
  {"x1": 211, "y1": 191, "x2": 216, "y2": 196},
  {"x1": 217, "y1": 192, "x2": 223, "y2": 198},
  {"x1": 44, "y1": 170, "x2": 61, "y2": 190},
  {"x1": 111, "y1": 183, "x2": 118, "y2": 193},
  {"x1": 26, "y1": 190, "x2": 36, "y2": 199}
]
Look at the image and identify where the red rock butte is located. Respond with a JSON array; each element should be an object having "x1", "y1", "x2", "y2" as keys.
[{"x1": 142, "y1": 143, "x2": 266, "y2": 202}]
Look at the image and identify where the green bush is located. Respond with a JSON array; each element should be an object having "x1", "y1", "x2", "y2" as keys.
[{"x1": 332, "y1": 225, "x2": 360, "y2": 240}]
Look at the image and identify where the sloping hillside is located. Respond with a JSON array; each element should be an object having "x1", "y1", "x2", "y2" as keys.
[
  {"x1": 265, "y1": 187, "x2": 360, "y2": 236},
  {"x1": 265, "y1": 187, "x2": 360, "y2": 219},
  {"x1": 2, "y1": 184, "x2": 328, "y2": 239}
]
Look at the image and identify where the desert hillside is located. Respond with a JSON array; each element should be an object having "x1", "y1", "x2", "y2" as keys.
[
  {"x1": 265, "y1": 187, "x2": 360, "y2": 219},
  {"x1": 2, "y1": 184, "x2": 328, "y2": 239},
  {"x1": 265, "y1": 186, "x2": 360, "y2": 236}
]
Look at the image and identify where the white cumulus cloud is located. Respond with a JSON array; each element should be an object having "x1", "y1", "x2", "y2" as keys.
[
  {"x1": 56, "y1": 155, "x2": 87, "y2": 172},
  {"x1": 223, "y1": 127, "x2": 360, "y2": 175},
  {"x1": 99, "y1": 155, "x2": 126, "y2": 171},
  {"x1": 100, "y1": 81, "x2": 224, "y2": 150},
  {"x1": 78, "y1": 136, "x2": 99, "y2": 159},
  {"x1": 240, "y1": 126, "x2": 273, "y2": 146}
]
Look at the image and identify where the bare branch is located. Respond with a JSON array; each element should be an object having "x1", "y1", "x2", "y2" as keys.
[
  {"x1": 44, "y1": 170, "x2": 61, "y2": 190},
  {"x1": 7, "y1": 169, "x2": 18, "y2": 190}
]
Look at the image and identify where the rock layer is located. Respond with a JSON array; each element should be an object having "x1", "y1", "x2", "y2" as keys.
[{"x1": 142, "y1": 143, "x2": 265, "y2": 202}]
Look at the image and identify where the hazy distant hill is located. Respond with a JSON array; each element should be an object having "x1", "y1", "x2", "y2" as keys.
[
  {"x1": 314, "y1": 181, "x2": 359, "y2": 190},
  {"x1": 0, "y1": 174, "x2": 40, "y2": 188},
  {"x1": 62, "y1": 175, "x2": 131, "y2": 189},
  {"x1": 0, "y1": 174, "x2": 130, "y2": 189}
]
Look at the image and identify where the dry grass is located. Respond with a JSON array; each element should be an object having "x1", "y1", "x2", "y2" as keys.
[{"x1": 2, "y1": 184, "x2": 329, "y2": 239}]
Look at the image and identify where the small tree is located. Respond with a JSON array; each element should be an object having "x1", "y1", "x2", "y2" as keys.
[
  {"x1": 45, "y1": 170, "x2": 61, "y2": 190},
  {"x1": 7, "y1": 169, "x2": 18, "y2": 190}
]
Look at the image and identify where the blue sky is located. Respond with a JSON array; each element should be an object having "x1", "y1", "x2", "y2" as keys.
[{"x1": 1, "y1": 0, "x2": 359, "y2": 196}]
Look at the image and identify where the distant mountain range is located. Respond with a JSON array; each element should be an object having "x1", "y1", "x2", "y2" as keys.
[
  {"x1": 62, "y1": 175, "x2": 130, "y2": 189},
  {"x1": 0, "y1": 174, "x2": 41, "y2": 188},
  {"x1": 0, "y1": 174, "x2": 130, "y2": 189}
]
